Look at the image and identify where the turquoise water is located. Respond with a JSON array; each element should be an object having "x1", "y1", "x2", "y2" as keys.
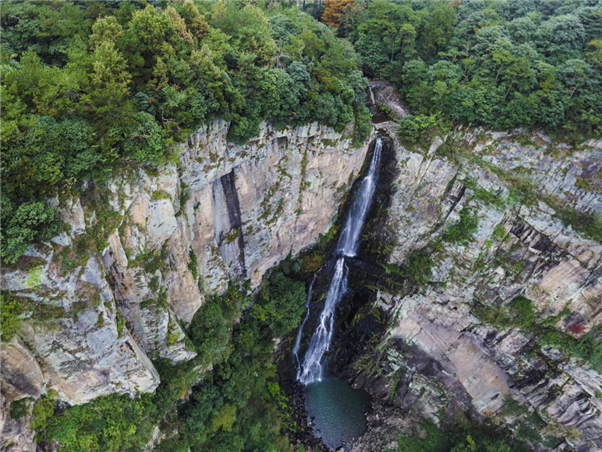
[{"x1": 305, "y1": 377, "x2": 371, "y2": 450}]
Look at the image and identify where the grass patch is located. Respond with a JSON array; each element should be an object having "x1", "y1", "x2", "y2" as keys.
[
  {"x1": 442, "y1": 209, "x2": 479, "y2": 245},
  {"x1": 1, "y1": 292, "x2": 24, "y2": 341}
]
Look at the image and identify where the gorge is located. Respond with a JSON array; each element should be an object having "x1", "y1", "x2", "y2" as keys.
[
  {"x1": 2, "y1": 1, "x2": 602, "y2": 452},
  {"x1": 294, "y1": 137, "x2": 382, "y2": 450}
]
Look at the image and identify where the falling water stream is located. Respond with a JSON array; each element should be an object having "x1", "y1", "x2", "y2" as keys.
[{"x1": 294, "y1": 137, "x2": 382, "y2": 450}]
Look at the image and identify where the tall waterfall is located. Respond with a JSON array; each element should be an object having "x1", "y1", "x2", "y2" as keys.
[{"x1": 298, "y1": 137, "x2": 382, "y2": 385}]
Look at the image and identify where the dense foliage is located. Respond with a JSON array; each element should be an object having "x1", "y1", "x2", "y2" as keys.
[
  {"x1": 0, "y1": 0, "x2": 371, "y2": 263},
  {"x1": 397, "y1": 419, "x2": 531, "y2": 452},
  {"x1": 31, "y1": 269, "x2": 307, "y2": 452},
  {"x1": 340, "y1": 0, "x2": 602, "y2": 139},
  {"x1": 0, "y1": 292, "x2": 23, "y2": 341}
]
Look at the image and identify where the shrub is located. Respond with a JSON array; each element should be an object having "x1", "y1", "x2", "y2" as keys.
[
  {"x1": 398, "y1": 114, "x2": 438, "y2": 144},
  {"x1": 31, "y1": 392, "x2": 57, "y2": 433},
  {"x1": 188, "y1": 282, "x2": 248, "y2": 365},
  {"x1": 10, "y1": 398, "x2": 30, "y2": 419},
  {"x1": 443, "y1": 209, "x2": 479, "y2": 245},
  {"x1": 493, "y1": 223, "x2": 507, "y2": 241},
  {"x1": 254, "y1": 270, "x2": 306, "y2": 337},
  {"x1": 188, "y1": 250, "x2": 199, "y2": 280},
  {"x1": 35, "y1": 392, "x2": 156, "y2": 451},
  {"x1": 1, "y1": 292, "x2": 24, "y2": 341},
  {"x1": 406, "y1": 250, "x2": 434, "y2": 286},
  {"x1": 1, "y1": 199, "x2": 61, "y2": 264},
  {"x1": 397, "y1": 420, "x2": 525, "y2": 452},
  {"x1": 508, "y1": 296, "x2": 536, "y2": 328}
]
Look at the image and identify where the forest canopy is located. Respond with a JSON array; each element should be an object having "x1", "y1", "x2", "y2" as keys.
[
  {"x1": 340, "y1": 0, "x2": 602, "y2": 137},
  {"x1": 0, "y1": 0, "x2": 370, "y2": 263},
  {"x1": 1, "y1": 0, "x2": 601, "y2": 263}
]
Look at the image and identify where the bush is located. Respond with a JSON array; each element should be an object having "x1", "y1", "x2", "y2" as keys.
[
  {"x1": 443, "y1": 209, "x2": 479, "y2": 245},
  {"x1": 1, "y1": 292, "x2": 24, "y2": 341},
  {"x1": 189, "y1": 282, "x2": 249, "y2": 365},
  {"x1": 1, "y1": 198, "x2": 61, "y2": 264},
  {"x1": 254, "y1": 270, "x2": 307, "y2": 337},
  {"x1": 508, "y1": 296, "x2": 536, "y2": 327},
  {"x1": 188, "y1": 249, "x2": 199, "y2": 280},
  {"x1": 397, "y1": 114, "x2": 444, "y2": 146},
  {"x1": 406, "y1": 250, "x2": 434, "y2": 286},
  {"x1": 10, "y1": 398, "x2": 30, "y2": 420},
  {"x1": 397, "y1": 420, "x2": 526, "y2": 452},
  {"x1": 31, "y1": 392, "x2": 57, "y2": 433},
  {"x1": 35, "y1": 392, "x2": 156, "y2": 452}
]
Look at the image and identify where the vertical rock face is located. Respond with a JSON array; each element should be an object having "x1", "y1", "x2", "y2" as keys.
[
  {"x1": 1, "y1": 252, "x2": 161, "y2": 409},
  {"x1": 212, "y1": 171, "x2": 246, "y2": 278},
  {"x1": 354, "y1": 121, "x2": 602, "y2": 451},
  {"x1": 1, "y1": 119, "x2": 372, "y2": 447}
]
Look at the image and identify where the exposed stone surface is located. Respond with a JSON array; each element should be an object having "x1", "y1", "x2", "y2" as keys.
[
  {"x1": 2, "y1": 252, "x2": 161, "y2": 407},
  {"x1": 0, "y1": 338, "x2": 44, "y2": 403},
  {"x1": 0, "y1": 119, "x2": 372, "y2": 447},
  {"x1": 351, "y1": 125, "x2": 602, "y2": 451},
  {"x1": 368, "y1": 81, "x2": 410, "y2": 119},
  {"x1": 0, "y1": 393, "x2": 36, "y2": 452},
  {"x1": 3, "y1": 104, "x2": 601, "y2": 451}
]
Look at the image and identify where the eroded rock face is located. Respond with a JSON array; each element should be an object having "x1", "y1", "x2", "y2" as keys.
[
  {"x1": 108, "y1": 120, "x2": 372, "y2": 324},
  {"x1": 2, "y1": 252, "x2": 161, "y2": 407},
  {"x1": 0, "y1": 393, "x2": 36, "y2": 452},
  {"x1": 0, "y1": 119, "x2": 372, "y2": 446},
  {"x1": 0, "y1": 338, "x2": 44, "y2": 403},
  {"x1": 354, "y1": 124, "x2": 602, "y2": 450}
]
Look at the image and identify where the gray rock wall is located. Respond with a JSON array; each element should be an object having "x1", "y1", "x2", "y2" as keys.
[
  {"x1": 358, "y1": 121, "x2": 602, "y2": 451},
  {"x1": 0, "y1": 119, "x2": 373, "y2": 449}
]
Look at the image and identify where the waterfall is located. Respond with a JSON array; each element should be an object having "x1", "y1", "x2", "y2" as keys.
[
  {"x1": 298, "y1": 137, "x2": 383, "y2": 385},
  {"x1": 337, "y1": 137, "x2": 382, "y2": 258},
  {"x1": 293, "y1": 274, "x2": 317, "y2": 374}
]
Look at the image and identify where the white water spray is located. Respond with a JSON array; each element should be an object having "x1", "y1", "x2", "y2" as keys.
[
  {"x1": 298, "y1": 137, "x2": 383, "y2": 385},
  {"x1": 293, "y1": 274, "x2": 317, "y2": 373}
]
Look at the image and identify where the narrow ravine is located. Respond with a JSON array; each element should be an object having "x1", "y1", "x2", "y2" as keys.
[{"x1": 294, "y1": 137, "x2": 383, "y2": 450}]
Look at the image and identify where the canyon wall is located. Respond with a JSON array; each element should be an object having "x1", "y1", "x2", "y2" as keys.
[
  {"x1": 352, "y1": 110, "x2": 602, "y2": 451},
  {"x1": 0, "y1": 120, "x2": 373, "y2": 451}
]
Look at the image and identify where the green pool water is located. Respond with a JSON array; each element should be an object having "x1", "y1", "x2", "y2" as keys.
[{"x1": 304, "y1": 377, "x2": 371, "y2": 450}]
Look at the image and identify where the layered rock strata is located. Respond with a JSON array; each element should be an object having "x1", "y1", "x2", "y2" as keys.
[
  {"x1": 0, "y1": 120, "x2": 372, "y2": 450},
  {"x1": 355, "y1": 118, "x2": 602, "y2": 451}
]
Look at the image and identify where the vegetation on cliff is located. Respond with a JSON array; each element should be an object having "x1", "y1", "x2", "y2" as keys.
[
  {"x1": 31, "y1": 267, "x2": 307, "y2": 452},
  {"x1": 340, "y1": 0, "x2": 602, "y2": 140},
  {"x1": 1, "y1": 0, "x2": 371, "y2": 263},
  {"x1": 0, "y1": 292, "x2": 23, "y2": 341},
  {"x1": 3, "y1": 0, "x2": 601, "y2": 262}
]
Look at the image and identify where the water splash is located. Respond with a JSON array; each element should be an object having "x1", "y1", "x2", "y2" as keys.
[{"x1": 298, "y1": 137, "x2": 383, "y2": 385}]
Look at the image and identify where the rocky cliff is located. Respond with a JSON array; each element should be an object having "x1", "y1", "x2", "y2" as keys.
[
  {"x1": 0, "y1": 119, "x2": 373, "y2": 451},
  {"x1": 349, "y1": 112, "x2": 602, "y2": 451},
  {"x1": 3, "y1": 90, "x2": 602, "y2": 452}
]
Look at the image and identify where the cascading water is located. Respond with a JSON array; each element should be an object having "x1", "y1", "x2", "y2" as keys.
[
  {"x1": 293, "y1": 274, "x2": 317, "y2": 372},
  {"x1": 298, "y1": 258, "x2": 348, "y2": 384},
  {"x1": 336, "y1": 137, "x2": 382, "y2": 259},
  {"x1": 298, "y1": 137, "x2": 382, "y2": 386}
]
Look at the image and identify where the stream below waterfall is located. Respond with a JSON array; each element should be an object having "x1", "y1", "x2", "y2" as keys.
[{"x1": 294, "y1": 137, "x2": 383, "y2": 450}]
